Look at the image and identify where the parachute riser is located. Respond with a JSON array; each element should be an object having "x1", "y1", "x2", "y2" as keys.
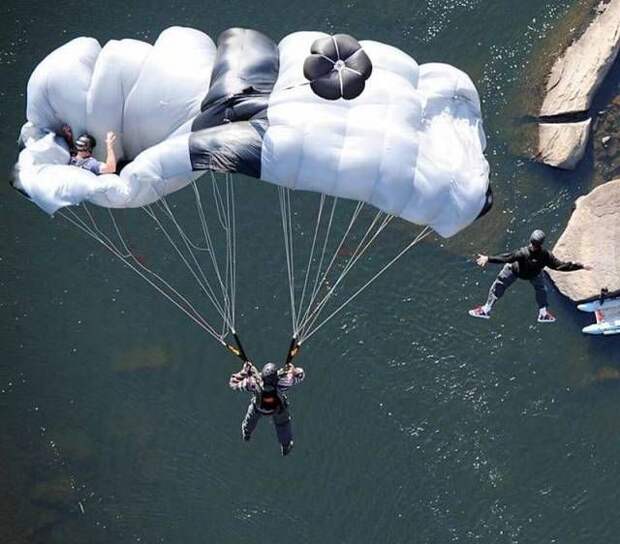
[
  {"x1": 225, "y1": 331, "x2": 250, "y2": 363},
  {"x1": 284, "y1": 336, "x2": 301, "y2": 367}
]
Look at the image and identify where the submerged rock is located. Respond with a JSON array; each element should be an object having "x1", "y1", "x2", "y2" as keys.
[
  {"x1": 30, "y1": 476, "x2": 75, "y2": 509},
  {"x1": 50, "y1": 428, "x2": 95, "y2": 466},
  {"x1": 548, "y1": 178, "x2": 620, "y2": 301},
  {"x1": 113, "y1": 344, "x2": 171, "y2": 372},
  {"x1": 46, "y1": 518, "x2": 91, "y2": 544},
  {"x1": 23, "y1": 506, "x2": 64, "y2": 541},
  {"x1": 536, "y1": 119, "x2": 591, "y2": 169},
  {"x1": 541, "y1": 0, "x2": 620, "y2": 116},
  {"x1": 593, "y1": 366, "x2": 620, "y2": 383}
]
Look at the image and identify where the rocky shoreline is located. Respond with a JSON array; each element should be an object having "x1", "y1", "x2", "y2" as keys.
[
  {"x1": 535, "y1": 0, "x2": 620, "y2": 170},
  {"x1": 530, "y1": 0, "x2": 620, "y2": 302},
  {"x1": 548, "y1": 179, "x2": 620, "y2": 301}
]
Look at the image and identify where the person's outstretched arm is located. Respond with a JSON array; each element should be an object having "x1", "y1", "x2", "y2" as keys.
[
  {"x1": 99, "y1": 132, "x2": 117, "y2": 174},
  {"x1": 476, "y1": 249, "x2": 521, "y2": 268},
  {"x1": 60, "y1": 124, "x2": 74, "y2": 150},
  {"x1": 546, "y1": 252, "x2": 592, "y2": 272},
  {"x1": 277, "y1": 364, "x2": 305, "y2": 389}
]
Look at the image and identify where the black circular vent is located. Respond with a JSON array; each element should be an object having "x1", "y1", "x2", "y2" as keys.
[{"x1": 303, "y1": 34, "x2": 372, "y2": 100}]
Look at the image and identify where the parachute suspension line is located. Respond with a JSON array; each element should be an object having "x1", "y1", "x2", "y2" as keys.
[
  {"x1": 206, "y1": 171, "x2": 235, "y2": 335},
  {"x1": 210, "y1": 171, "x2": 229, "y2": 230},
  {"x1": 295, "y1": 193, "x2": 326, "y2": 334},
  {"x1": 296, "y1": 196, "x2": 341, "y2": 330},
  {"x1": 299, "y1": 213, "x2": 395, "y2": 339},
  {"x1": 148, "y1": 173, "x2": 240, "y2": 336},
  {"x1": 189, "y1": 179, "x2": 230, "y2": 337},
  {"x1": 206, "y1": 171, "x2": 238, "y2": 333},
  {"x1": 228, "y1": 174, "x2": 237, "y2": 325},
  {"x1": 295, "y1": 198, "x2": 364, "y2": 334},
  {"x1": 276, "y1": 188, "x2": 431, "y2": 345},
  {"x1": 278, "y1": 186, "x2": 298, "y2": 335},
  {"x1": 228, "y1": 173, "x2": 239, "y2": 329},
  {"x1": 296, "y1": 208, "x2": 392, "y2": 339},
  {"x1": 57, "y1": 205, "x2": 224, "y2": 342},
  {"x1": 103, "y1": 206, "x2": 223, "y2": 338},
  {"x1": 300, "y1": 225, "x2": 432, "y2": 343},
  {"x1": 295, "y1": 200, "x2": 375, "y2": 335},
  {"x1": 105, "y1": 207, "x2": 224, "y2": 337},
  {"x1": 189, "y1": 174, "x2": 237, "y2": 331},
  {"x1": 286, "y1": 188, "x2": 297, "y2": 331},
  {"x1": 144, "y1": 201, "x2": 232, "y2": 332}
]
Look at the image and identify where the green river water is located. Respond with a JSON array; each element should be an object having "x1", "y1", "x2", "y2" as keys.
[{"x1": 2, "y1": 0, "x2": 620, "y2": 542}]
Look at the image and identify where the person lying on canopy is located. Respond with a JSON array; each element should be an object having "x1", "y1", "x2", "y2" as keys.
[
  {"x1": 469, "y1": 229, "x2": 592, "y2": 323},
  {"x1": 229, "y1": 360, "x2": 304, "y2": 456},
  {"x1": 60, "y1": 124, "x2": 117, "y2": 175}
]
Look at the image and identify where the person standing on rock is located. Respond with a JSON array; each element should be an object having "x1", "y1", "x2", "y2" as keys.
[{"x1": 469, "y1": 230, "x2": 592, "y2": 322}]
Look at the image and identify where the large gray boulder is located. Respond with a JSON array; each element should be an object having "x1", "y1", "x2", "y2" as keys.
[
  {"x1": 535, "y1": 0, "x2": 620, "y2": 170},
  {"x1": 541, "y1": 0, "x2": 620, "y2": 116},
  {"x1": 548, "y1": 179, "x2": 620, "y2": 301},
  {"x1": 536, "y1": 119, "x2": 591, "y2": 169}
]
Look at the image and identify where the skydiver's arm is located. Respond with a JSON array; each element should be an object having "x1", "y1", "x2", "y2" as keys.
[
  {"x1": 546, "y1": 252, "x2": 587, "y2": 272},
  {"x1": 278, "y1": 365, "x2": 305, "y2": 388},
  {"x1": 476, "y1": 249, "x2": 520, "y2": 268},
  {"x1": 487, "y1": 250, "x2": 521, "y2": 264},
  {"x1": 229, "y1": 361, "x2": 260, "y2": 391},
  {"x1": 60, "y1": 124, "x2": 74, "y2": 149},
  {"x1": 99, "y1": 132, "x2": 117, "y2": 174},
  {"x1": 229, "y1": 374, "x2": 260, "y2": 392}
]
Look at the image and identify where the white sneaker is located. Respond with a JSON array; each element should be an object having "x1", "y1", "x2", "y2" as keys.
[
  {"x1": 537, "y1": 309, "x2": 556, "y2": 323},
  {"x1": 468, "y1": 306, "x2": 490, "y2": 319}
]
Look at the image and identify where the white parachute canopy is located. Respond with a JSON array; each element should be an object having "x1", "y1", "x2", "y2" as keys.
[
  {"x1": 263, "y1": 32, "x2": 490, "y2": 238},
  {"x1": 14, "y1": 27, "x2": 492, "y2": 349},
  {"x1": 17, "y1": 27, "x2": 217, "y2": 213},
  {"x1": 15, "y1": 26, "x2": 490, "y2": 237}
]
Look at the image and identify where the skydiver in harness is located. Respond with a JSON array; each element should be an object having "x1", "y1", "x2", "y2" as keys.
[
  {"x1": 229, "y1": 360, "x2": 305, "y2": 456},
  {"x1": 469, "y1": 229, "x2": 592, "y2": 322}
]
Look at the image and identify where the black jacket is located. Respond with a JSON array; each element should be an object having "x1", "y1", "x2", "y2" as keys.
[{"x1": 489, "y1": 246, "x2": 583, "y2": 280}]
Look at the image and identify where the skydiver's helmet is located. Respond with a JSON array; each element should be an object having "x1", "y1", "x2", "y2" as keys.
[
  {"x1": 75, "y1": 133, "x2": 96, "y2": 153},
  {"x1": 530, "y1": 229, "x2": 546, "y2": 249},
  {"x1": 261, "y1": 362, "x2": 279, "y2": 388}
]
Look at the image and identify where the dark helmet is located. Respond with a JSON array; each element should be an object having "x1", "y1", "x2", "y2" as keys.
[
  {"x1": 75, "y1": 133, "x2": 96, "y2": 152},
  {"x1": 530, "y1": 229, "x2": 546, "y2": 247},
  {"x1": 261, "y1": 362, "x2": 278, "y2": 386}
]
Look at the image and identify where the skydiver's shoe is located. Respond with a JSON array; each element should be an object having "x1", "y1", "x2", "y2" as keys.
[
  {"x1": 281, "y1": 441, "x2": 294, "y2": 456},
  {"x1": 537, "y1": 309, "x2": 556, "y2": 323},
  {"x1": 468, "y1": 306, "x2": 490, "y2": 319}
]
